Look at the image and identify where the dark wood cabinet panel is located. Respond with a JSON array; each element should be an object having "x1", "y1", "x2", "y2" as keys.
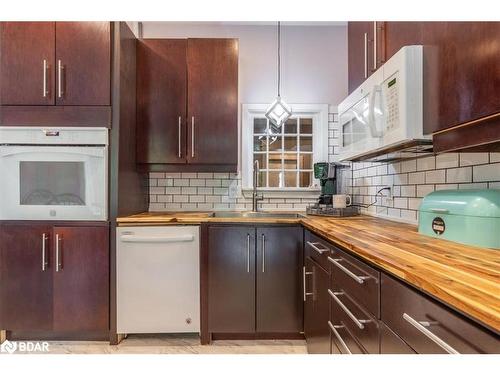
[
  {"x1": 380, "y1": 322, "x2": 415, "y2": 354},
  {"x1": 348, "y1": 22, "x2": 373, "y2": 93},
  {"x1": 422, "y1": 22, "x2": 500, "y2": 134},
  {"x1": 381, "y1": 274, "x2": 500, "y2": 354},
  {"x1": 304, "y1": 257, "x2": 331, "y2": 354},
  {"x1": 52, "y1": 226, "x2": 109, "y2": 332},
  {"x1": 187, "y1": 39, "x2": 238, "y2": 166},
  {"x1": 0, "y1": 22, "x2": 55, "y2": 105},
  {"x1": 0, "y1": 224, "x2": 53, "y2": 330},
  {"x1": 207, "y1": 226, "x2": 255, "y2": 333},
  {"x1": 383, "y1": 22, "x2": 423, "y2": 62},
  {"x1": 256, "y1": 226, "x2": 303, "y2": 333},
  {"x1": 55, "y1": 22, "x2": 111, "y2": 106},
  {"x1": 136, "y1": 39, "x2": 187, "y2": 164}
]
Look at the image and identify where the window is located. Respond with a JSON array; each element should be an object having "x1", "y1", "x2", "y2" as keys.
[{"x1": 242, "y1": 104, "x2": 329, "y2": 191}]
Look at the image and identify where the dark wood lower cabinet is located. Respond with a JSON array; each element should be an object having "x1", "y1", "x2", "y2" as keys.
[
  {"x1": 0, "y1": 224, "x2": 53, "y2": 330},
  {"x1": 304, "y1": 257, "x2": 331, "y2": 354},
  {"x1": 52, "y1": 226, "x2": 109, "y2": 332},
  {"x1": 205, "y1": 225, "x2": 303, "y2": 340},
  {"x1": 380, "y1": 322, "x2": 416, "y2": 354},
  {"x1": 207, "y1": 226, "x2": 256, "y2": 333},
  {"x1": 0, "y1": 223, "x2": 109, "y2": 336},
  {"x1": 256, "y1": 227, "x2": 303, "y2": 333}
]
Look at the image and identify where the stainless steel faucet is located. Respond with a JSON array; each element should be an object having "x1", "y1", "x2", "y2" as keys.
[{"x1": 252, "y1": 160, "x2": 264, "y2": 212}]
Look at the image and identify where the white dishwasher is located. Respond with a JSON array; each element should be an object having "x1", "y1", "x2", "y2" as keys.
[{"x1": 117, "y1": 226, "x2": 200, "y2": 334}]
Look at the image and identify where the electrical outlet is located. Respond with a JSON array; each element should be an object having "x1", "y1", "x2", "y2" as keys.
[{"x1": 382, "y1": 185, "x2": 393, "y2": 200}]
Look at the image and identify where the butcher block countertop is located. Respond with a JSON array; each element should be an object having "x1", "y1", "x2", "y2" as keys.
[{"x1": 117, "y1": 212, "x2": 500, "y2": 333}]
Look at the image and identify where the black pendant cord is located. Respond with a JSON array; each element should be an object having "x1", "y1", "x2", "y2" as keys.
[{"x1": 277, "y1": 21, "x2": 281, "y2": 97}]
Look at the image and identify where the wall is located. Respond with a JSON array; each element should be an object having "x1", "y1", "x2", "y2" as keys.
[
  {"x1": 149, "y1": 108, "x2": 339, "y2": 211},
  {"x1": 348, "y1": 152, "x2": 500, "y2": 224},
  {"x1": 144, "y1": 22, "x2": 348, "y2": 212}
]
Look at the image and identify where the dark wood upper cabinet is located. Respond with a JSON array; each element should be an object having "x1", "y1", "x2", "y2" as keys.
[
  {"x1": 187, "y1": 38, "x2": 238, "y2": 166},
  {"x1": 256, "y1": 226, "x2": 303, "y2": 333},
  {"x1": 304, "y1": 257, "x2": 331, "y2": 354},
  {"x1": 383, "y1": 22, "x2": 423, "y2": 61},
  {"x1": 55, "y1": 22, "x2": 111, "y2": 106},
  {"x1": 52, "y1": 226, "x2": 109, "y2": 332},
  {"x1": 421, "y1": 22, "x2": 500, "y2": 135},
  {"x1": 0, "y1": 223, "x2": 53, "y2": 330},
  {"x1": 0, "y1": 22, "x2": 56, "y2": 105},
  {"x1": 207, "y1": 226, "x2": 255, "y2": 333},
  {"x1": 348, "y1": 22, "x2": 372, "y2": 94},
  {"x1": 136, "y1": 39, "x2": 187, "y2": 164}
]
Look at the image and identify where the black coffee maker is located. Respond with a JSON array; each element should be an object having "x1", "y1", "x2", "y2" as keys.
[{"x1": 314, "y1": 162, "x2": 337, "y2": 205}]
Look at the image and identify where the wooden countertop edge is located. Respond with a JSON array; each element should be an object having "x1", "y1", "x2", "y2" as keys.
[{"x1": 116, "y1": 212, "x2": 500, "y2": 333}]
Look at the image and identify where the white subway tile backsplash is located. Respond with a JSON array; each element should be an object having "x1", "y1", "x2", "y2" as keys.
[
  {"x1": 416, "y1": 156, "x2": 436, "y2": 171},
  {"x1": 436, "y1": 153, "x2": 459, "y2": 169},
  {"x1": 425, "y1": 170, "x2": 446, "y2": 184},
  {"x1": 473, "y1": 163, "x2": 500, "y2": 182},
  {"x1": 460, "y1": 153, "x2": 489, "y2": 166},
  {"x1": 446, "y1": 167, "x2": 472, "y2": 183},
  {"x1": 489, "y1": 153, "x2": 500, "y2": 163},
  {"x1": 408, "y1": 172, "x2": 425, "y2": 185}
]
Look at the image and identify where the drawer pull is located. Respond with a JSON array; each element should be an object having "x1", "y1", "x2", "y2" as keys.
[
  {"x1": 403, "y1": 313, "x2": 459, "y2": 354},
  {"x1": 328, "y1": 256, "x2": 370, "y2": 284},
  {"x1": 302, "y1": 266, "x2": 314, "y2": 301},
  {"x1": 328, "y1": 289, "x2": 371, "y2": 330},
  {"x1": 328, "y1": 321, "x2": 352, "y2": 354},
  {"x1": 307, "y1": 241, "x2": 329, "y2": 255}
]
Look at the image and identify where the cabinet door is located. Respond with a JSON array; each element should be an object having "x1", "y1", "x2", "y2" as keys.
[
  {"x1": 55, "y1": 22, "x2": 111, "y2": 106},
  {"x1": 304, "y1": 257, "x2": 331, "y2": 354},
  {"x1": 422, "y1": 22, "x2": 500, "y2": 134},
  {"x1": 0, "y1": 224, "x2": 53, "y2": 330},
  {"x1": 208, "y1": 226, "x2": 255, "y2": 333},
  {"x1": 0, "y1": 22, "x2": 55, "y2": 105},
  {"x1": 348, "y1": 22, "x2": 373, "y2": 93},
  {"x1": 187, "y1": 39, "x2": 238, "y2": 166},
  {"x1": 136, "y1": 39, "x2": 187, "y2": 164},
  {"x1": 256, "y1": 226, "x2": 303, "y2": 333},
  {"x1": 52, "y1": 226, "x2": 109, "y2": 332},
  {"x1": 380, "y1": 322, "x2": 415, "y2": 354},
  {"x1": 383, "y1": 22, "x2": 423, "y2": 62}
]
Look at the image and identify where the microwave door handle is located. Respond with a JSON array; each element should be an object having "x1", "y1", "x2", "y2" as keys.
[{"x1": 368, "y1": 86, "x2": 383, "y2": 138}]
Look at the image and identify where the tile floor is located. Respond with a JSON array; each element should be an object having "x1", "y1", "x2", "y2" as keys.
[{"x1": 26, "y1": 334, "x2": 307, "y2": 354}]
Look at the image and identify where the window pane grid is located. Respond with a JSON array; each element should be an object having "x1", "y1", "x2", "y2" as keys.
[{"x1": 253, "y1": 116, "x2": 314, "y2": 188}]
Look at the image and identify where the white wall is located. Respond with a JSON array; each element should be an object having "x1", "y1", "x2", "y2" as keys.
[{"x1": 140, "y1": 22, "x2": 348, "y2": 106}]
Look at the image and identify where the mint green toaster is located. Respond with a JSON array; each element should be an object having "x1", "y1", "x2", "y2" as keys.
[{"x1": 418, "y1": 189, "x2": 500, "y2": 249}]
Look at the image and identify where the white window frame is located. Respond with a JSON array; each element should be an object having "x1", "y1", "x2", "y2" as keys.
[{"x1": 242, "y1": 103, "x2": 329, "y2": 192}]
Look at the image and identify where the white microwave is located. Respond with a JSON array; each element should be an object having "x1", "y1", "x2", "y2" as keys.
[
  {"x1": 0, "y1": 127, "x2": 108, "y2": 221},
  {"x1": 338, "y1": 45, "x2": 431, "y2": 162}
]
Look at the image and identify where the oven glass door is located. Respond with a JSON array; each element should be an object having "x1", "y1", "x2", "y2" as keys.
[{"x1": 0, "y1": 145, "x2": 107, "y2": 221}]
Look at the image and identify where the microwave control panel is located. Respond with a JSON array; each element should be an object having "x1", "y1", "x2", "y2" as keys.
[{"x1": 385, "y1": 74, "x2": 399, "y2": 131}]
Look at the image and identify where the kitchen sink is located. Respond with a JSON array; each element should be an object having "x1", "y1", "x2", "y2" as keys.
[{"x1": 210, "y1": 211, "x2": 304, "y2": 219}]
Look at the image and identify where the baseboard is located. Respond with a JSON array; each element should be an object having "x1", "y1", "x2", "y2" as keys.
[
  {"x1": 211, "y1": 332, "x2": 304, "y2": 341},
  {"x1": 7, "y1": 330, "x2": 109, "y2": 342}
]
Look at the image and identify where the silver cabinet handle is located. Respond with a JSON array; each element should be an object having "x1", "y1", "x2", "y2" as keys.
[
  {"x1": 373, "y1": 22, "x2": 377, "y2": 71},
  {"x1": 307, "y1": 241, "x2": 329, "y2": 255},
  {"x1": 261, "y1": 234, "x2": 265, "y2": 273},
  {"x1": 178, "y1": 116, "x2": 182, "y2": 158},
  {"x1": 403, "y1": 313, "x2": 459, "y2": 354},
  {"x1": 246, "y1": 234, "x2": 251, "y2": 273},
  {"x1": 363, "y1": 32, "x2": 368, "y2": 78},
  {"x1": 41, "y1": 233, "x2": 48, "y2": 271},
  {"x1": 57, "y1": 60, "x2": 64, "y2": 98},
  {"x1": 328, "y1": 321, "x2": 352, "y2": 354},
  {"x1": 328, "y1": 289, "x2": 371, "y2": 329},
  {"x1": 303, "y1": 266, "x2": 313, "y2": 301},
  {"x1": 55, "y1": 234, "x2": 62, "y2": 272},
  {"x1": 191, "y1": 116, "x2": 195, "y2": 158},
  {"x1": 328, "y1": 256, "x2": 370, "y2": 284},
  {"x1": 43, "y1": 60, "x2": 49, "y2": 98}
]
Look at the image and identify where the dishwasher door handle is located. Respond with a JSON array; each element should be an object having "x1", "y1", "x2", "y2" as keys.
[{"x1": 120, "y1": 234, "x2": 195, "y2": 243}]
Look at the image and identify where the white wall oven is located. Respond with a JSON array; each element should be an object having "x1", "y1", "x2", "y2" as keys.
[{"x1": 0, "y1": 127, "x2": 108, "y2": 221}]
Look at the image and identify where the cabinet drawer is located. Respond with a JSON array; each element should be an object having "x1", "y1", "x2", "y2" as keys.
[
  {"x1": 305, "y1": 231, "x2": 332, "y2": 273},
  {"x1": 329, "y1": 287, "x2": 379, "y2": 354},
  {"x1": 329, "y1": 246, "x2": 380, "y2": 318},
  {"x1": 380, "y1": 322, "x2": 415, "y2": 354},
  {"x1": 381, "y1": 274, "x2": 500, "y2": 354},
  {"x1": 328, "y1": 320, "x2": 365, "y2": 354}
]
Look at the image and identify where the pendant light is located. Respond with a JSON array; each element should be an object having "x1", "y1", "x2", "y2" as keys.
[{"x1": 265, "y1": 21, "x2": 292, "y2": 128}]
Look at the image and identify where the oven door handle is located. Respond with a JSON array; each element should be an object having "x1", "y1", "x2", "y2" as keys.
[{"x1": 0, "y1": 145, "x2": 107, "y2": 158}]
